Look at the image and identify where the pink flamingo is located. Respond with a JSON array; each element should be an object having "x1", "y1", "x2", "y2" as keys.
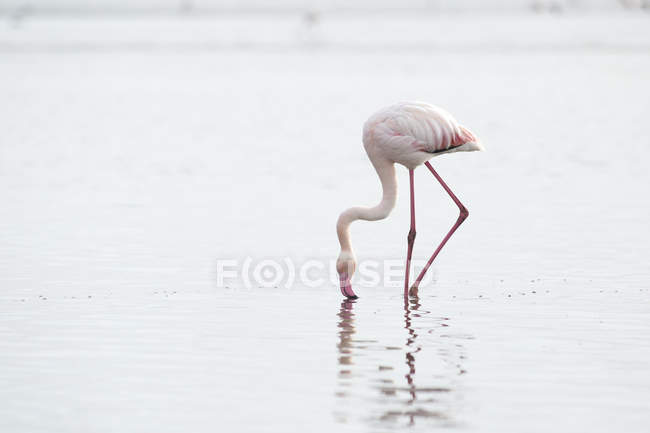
[{"x1": 336, "y1": 102, "x2": 483, "y2": 299}]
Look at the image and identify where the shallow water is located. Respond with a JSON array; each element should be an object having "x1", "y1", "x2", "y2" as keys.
[
  {"x1": 2, "y1": 286, "x2": 649, "y2": 432},
  {"x1": 1, "y1": 13, "x2": 650, "y2": 433}
]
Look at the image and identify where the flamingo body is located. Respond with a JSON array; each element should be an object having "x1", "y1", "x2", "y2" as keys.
[{"x1": 363, "y1": 102, "x2": 483, "y2": 169}]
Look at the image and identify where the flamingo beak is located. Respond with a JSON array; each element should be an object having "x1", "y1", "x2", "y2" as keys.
[{"x1": 339, "y1": 273, "x2": 358, "y2": 299}]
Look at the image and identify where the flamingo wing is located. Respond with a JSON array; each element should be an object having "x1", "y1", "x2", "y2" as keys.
[{"x1": 378, "y1": 102, "x2": 477, "y2": 154}]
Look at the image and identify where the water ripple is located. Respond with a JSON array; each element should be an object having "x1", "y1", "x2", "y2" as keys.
[{"x1": 335, "y1": 295, "x2": 470, "y2": 430}]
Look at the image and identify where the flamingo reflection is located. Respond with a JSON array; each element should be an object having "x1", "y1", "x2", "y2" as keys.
[{"x1": 335, "y1": 295, "x2": 464, "y2": 428}]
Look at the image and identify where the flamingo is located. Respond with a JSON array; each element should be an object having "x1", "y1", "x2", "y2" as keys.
[{"x1": 336, "y1": 101, "x2": 483, "y2": 299}]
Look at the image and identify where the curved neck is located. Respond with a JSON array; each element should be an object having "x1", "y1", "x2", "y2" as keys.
[{"x1": 337, "y1": 158, "x2": 397, "y2": 254}]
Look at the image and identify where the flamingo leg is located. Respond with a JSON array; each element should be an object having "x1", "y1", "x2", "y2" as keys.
[
  {"x1": 409, "y1": 162, "x2": 468, "y2": 296},
  {"x1": 404, "y1": 169, "x2": 416, "y2": 296}
]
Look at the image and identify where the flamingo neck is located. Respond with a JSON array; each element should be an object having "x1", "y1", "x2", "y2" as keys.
[{"x1": 336, "y1": 158, "x2": 397, "y2": 255}]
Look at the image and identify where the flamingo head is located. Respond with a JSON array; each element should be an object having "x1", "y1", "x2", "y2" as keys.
[{"x1": 336, "y1": 252, "x2": 358, "y2": 299}]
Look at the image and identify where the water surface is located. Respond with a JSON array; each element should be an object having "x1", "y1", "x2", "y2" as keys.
[{"x1": 1, "y1": 13, "x2": 650, "y2": 433}]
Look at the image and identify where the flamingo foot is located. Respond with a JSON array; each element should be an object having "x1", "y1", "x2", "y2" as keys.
[{"x1": 339, "y1": 273, "x2": 359, "y2": 299}]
